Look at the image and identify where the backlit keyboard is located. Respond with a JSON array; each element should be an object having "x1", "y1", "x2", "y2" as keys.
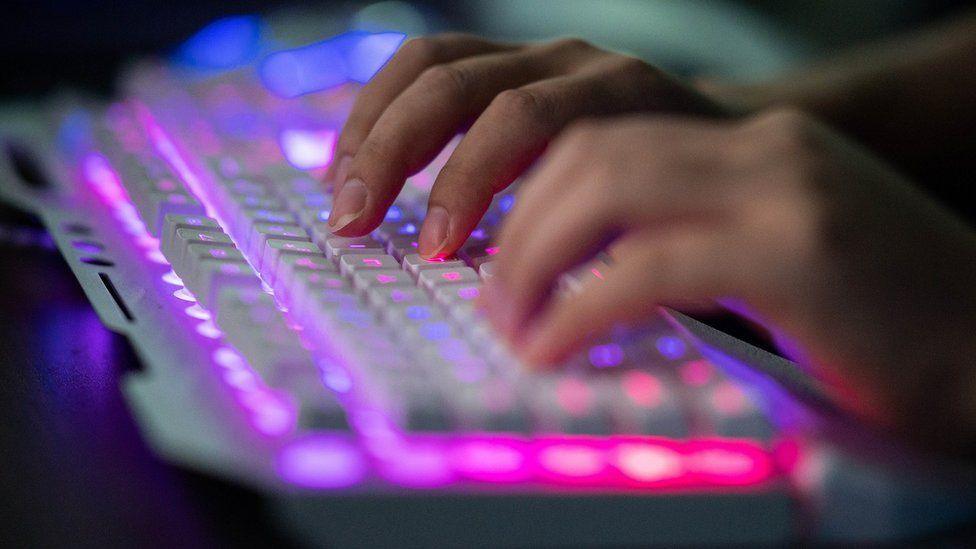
[
  {"x1": 12, "y1": 20, "x2": 973, "y2": 547},
  {"x1": 34, "y1": 61, "x2": 799, "y2": 545}
]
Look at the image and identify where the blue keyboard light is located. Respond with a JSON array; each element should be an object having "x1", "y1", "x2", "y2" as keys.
[
  {"x1": 260, "y1": 31, "x2": 406, "y2": 98},
  {"x1": 173, "y1": 15, "x2": 264, "y2": 70}
]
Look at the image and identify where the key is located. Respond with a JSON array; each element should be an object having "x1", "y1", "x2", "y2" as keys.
[
  {"x1": 531, "y1": 376, "x2": 615, "y2": 435},
  {"x1": 338, "y1": 253, "x2": 400, "y2": 276},
  {"x1": 386, "y1": 235, "x2": 420, "y2": 261},
  {"x1": 401, "y1": 254, "x2": 464, "y2": 277},
  {"x1": 299, "y1": 208, "x2": 332, "y2": 230},
  {"x1": 268, "y1": 368, "x2": 350, "y2": 431},
  {"x1": 351, "y1": 269, "x2": 413, "y2": 293},
  {"x1": 234, "y1": 194, "x2": 283, "y2": 212},
  {"x1": 248, "y1": 222, "x2": 310, "y2": 258},
  {"x1": 432, "y1": 283, "x2": 481, "y2": 308},
  {"x1": 146, "y1": 192, "x2": 206, "y2": 235},
  {"x1": 246, "y1": 209, "x2": 296, "y2": 225},
  {"x1": 455, "y1": 379, "x2": 530, "y2": 433},
  {"x1": 366, "y1": 286, "x2": 429, "y2": 309},
  {"x1": 273, "y1": 255, "x2": 337, "y2": 302},
  {"x1": 613, "y1": 370, "x2": 689, "y2": 438},
  {"x1": 224, "y1": 178, "x2": 271, "y2": 197},
  {"x1": 704, "y1": 381, "x2": 773, "y2": 440},
  {"x1": 289, "y1": 274, "x2": 352, "y2": 322},
  {"x1": 458, "y1": 243, "x2": 500, "y2": 269},
  {"x1": 161, "y1": 214, "x2": 220, "y2": 259},
  {"x1": 381, "y1": 302, "x2": 445, "y2": 326},
  {"x1": 323, "y1": 235, "x2": 383, "y2": 262},
  {"x1": 195, "y1": 260, "x2": 261, "y2": 311},
  {"x1": 260, "y1": 239, "x2": 322, "y2": 281},
  {"x1": 417, "y1": 267, "x2": 480, "y2": 291},
  {"x1": 374, "y1": 220, "x2": 420, "y2": 244},
  {"x1": 171, "y1": 227, "x2": 233, "y2": 273},
  {"x1": 182, "y1": 245, "x2": 246, "y2": 292}
]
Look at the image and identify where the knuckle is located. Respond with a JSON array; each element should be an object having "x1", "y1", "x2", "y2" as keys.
[
  {"x1": 418, "y1": 64, "x2": 469, "y2": 99},
  {"x1": 609, "y1": 55, "x2": 656, "y2": 79},
  {"x1": 560, "y1": 119, "x2": 602, "y2": 148},
  {"x1": 491, "y1": 88, "x2": 556, "y2": 124},
  {"x1": 758, "y1": 107, "x2": 819, "y2": 151},
  {"x1": 548, "y1": 37, "x2": 593, "y2": 52},
  {"x1": 398, "y1": 37, "x2": 440, "y2": 65},
  {"x1": 356, "y1": 136, "x2": 395, "y2": 164}
]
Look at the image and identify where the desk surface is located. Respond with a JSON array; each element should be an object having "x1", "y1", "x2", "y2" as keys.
[{"x1": 0, "y1": 229, "x2": 294, "y2": 547}]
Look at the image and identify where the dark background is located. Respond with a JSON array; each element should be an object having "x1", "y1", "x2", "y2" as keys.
[{"x1": 0, "y1": 0, "x2": 972, "y2": 99}]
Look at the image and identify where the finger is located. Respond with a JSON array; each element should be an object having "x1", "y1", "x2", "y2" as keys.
[
  {"x1": 323, "y1": 34, "x2": 513, "y2": 184},
  {"x1": 519, "y1": 227, "x2": 744, "y2": 365},
  {"x1": 419, "y1": 64, "x2": 655, "y2": 258},
  {"x1": 329, "y1": 46, "x2": 579, "y2": 236},
  {"x1": 490, "y1": 123, "x2": 738, "y2": 338}
]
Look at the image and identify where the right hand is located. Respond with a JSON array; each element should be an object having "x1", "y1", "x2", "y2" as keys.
[{"x1": 322, "y1": 33, "x2": 728, "y2": 258}]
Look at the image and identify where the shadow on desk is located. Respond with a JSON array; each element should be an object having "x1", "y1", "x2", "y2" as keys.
[{"x1": 0, "y1": 237, "x2": 292, "y2": 548}]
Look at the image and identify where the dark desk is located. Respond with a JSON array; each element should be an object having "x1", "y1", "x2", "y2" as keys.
[{"x1": 0, "y1": 232, "x2": 293, "y2": 548}]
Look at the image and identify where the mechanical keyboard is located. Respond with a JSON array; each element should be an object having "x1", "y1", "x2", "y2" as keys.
[{"x1": 8, "y1": 29, "x2": 972, "y2": 547}]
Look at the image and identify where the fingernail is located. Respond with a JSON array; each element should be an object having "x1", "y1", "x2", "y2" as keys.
[
  {"x1": 328, "y1": 178, "x2": 368, "y2": 232},
  {"x1": 333, "y1": 155, "x2": 352, "y2": 186},
  {"x1": 419, "y1": 205, "x2": 450, "y2": 259}
]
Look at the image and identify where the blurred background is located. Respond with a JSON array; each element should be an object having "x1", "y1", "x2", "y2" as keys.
[{"x1": 1, "y1": 0, "x2": 972, "y2": 101}]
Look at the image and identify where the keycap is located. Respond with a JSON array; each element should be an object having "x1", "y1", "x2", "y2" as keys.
[
  {"x1": 161, "y1": 214, "x2": 220, "y2": 259},
  {"x1": 171, "y1": 227, "x2": 234, "y2": 273},
  {"x1": 323, "y1": 235, "x2": 383, "y2": 262},
  {"x1": 273, "y1": 255, "x2": 337, "y2": 301},
  {"x1": 260, "y1": 239, "x2": 322, "y2": 280},
  {"x1": 704, "y1": 381, "x2": 773, "y2": 440},
  {"x1": 351, "y1": 269, "x2": 413, "y2": 293},
  {"x1": 374, "y1": 221, "x2": 420, "y2": 244},
  {"x1": 401, "y1": 254, "x2": 465, "y2": 277},
  {"x1": 338, "y1": 253, "x2": 400, "y2": 276},
  {"x1": 432, "y1": 283, "x2": 481, "y2": 308},
  {"x1": 612, "y1": 370, "x2": 689, "y2": 437},
  {"x1": 299, "y1": 208, "x2": 332, "y2": 230},
  {"x1": 382, "y1": 302, "x2": 445, "y2": 326},
  {"x1": 417, "y1": 267, "x2": 480, "y2": 291},
  {"x1": 178, "y1": 243, "x2": 244, "y2": 281},
  {"x1": 194, "y1": 260, "x2": 261, "y2": 311},
  {"x1": 268, "y1": 368, "x2": 350, "y2": 431},
  {"x1": 386, "y1": 235, "x2": 420, "y2": 260},
  {"x1": 455, "y1": 379, "x2": 530, "y2": 433},
  {"x1": 248, "y1": 222, "x2": 310, "y2": 258},
  {"x1": 246, "y1": 209, "x2": 296, "y2": 225},
  {"x1": 146, "y1": 192, "x2": 206, "y2": 235},
  {"x1": 289, "y1": 274, "x2": 352, "y2": 322},
  {"x1": 366, "y1": 286, "x2": 429, "y2": 309},
  {"x1": 531, "y1": 376, "x2": 615, "y2": 435},
  {"x1": 234, "y1": 194, "x2": 284, "y2": 212},
  {"x1": 458, "y1": 243, "x2": 500, "y2": 269}
]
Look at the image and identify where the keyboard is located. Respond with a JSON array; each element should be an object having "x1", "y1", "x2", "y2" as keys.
[
  {"x1": 15, "y1": 23, "x2": 974, "y2": 542},
  {"x1": 25, "y1": 63, "x2": 794, "y2": 545}
]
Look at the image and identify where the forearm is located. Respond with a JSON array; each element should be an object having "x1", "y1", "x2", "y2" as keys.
[{"x1": 716, "y1": 10, "x2": 976, "y2": 215}]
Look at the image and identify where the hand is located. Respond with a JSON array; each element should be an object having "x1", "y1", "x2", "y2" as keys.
[
  {"x1": 484, "y1": 109, "x2": 976, "y2": 456},
  {"x1": 324, "y1": 33, "x2": 726, "y2": 257}
]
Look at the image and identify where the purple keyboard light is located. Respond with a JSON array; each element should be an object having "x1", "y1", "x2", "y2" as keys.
[{"x1": 78, "y1": 67, "x2": 786, "y2": 494}]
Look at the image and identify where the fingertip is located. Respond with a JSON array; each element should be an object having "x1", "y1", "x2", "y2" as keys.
[{"x1": 417, "y1": 205, "x2": 451, "y2": 259}]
